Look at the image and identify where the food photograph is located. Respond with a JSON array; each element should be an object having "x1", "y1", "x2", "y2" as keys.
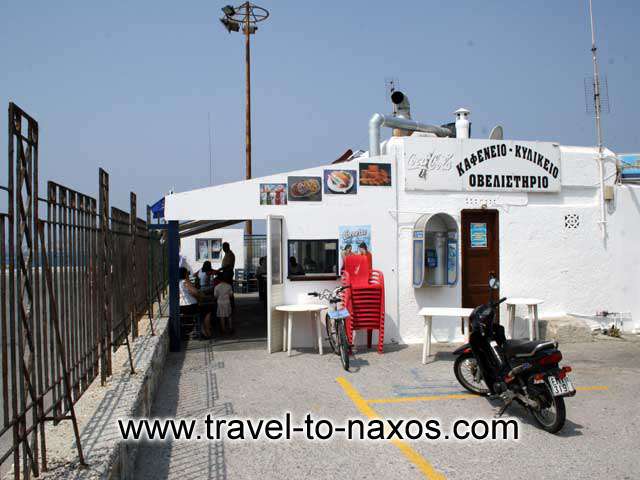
[
  {"x1": 323, "y1": 169, "x2": 357, "y2": 195},
  {"x1": 287, "y1": 176, "x2": 322, "y2": 201},
  {"x1": 359, "y1": 163, "x2": 392, "y2": 186}
]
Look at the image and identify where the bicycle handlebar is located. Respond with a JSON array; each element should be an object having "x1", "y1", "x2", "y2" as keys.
[{"x1": 307, "y1": 285, "x2": 349, "y2": 301}]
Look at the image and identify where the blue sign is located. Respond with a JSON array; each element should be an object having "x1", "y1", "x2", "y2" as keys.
[{"x1": 470, "y1": 223, "x2": 488, "y2": 248}]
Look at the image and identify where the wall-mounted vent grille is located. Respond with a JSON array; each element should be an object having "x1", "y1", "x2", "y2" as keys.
[{"x1": 564, "y1": 213, "x2": 580, "y2": 229}]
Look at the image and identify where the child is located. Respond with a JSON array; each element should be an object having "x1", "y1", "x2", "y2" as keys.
[{"x1": 214, "y1": 274, "x2": 234, "y2": 334}]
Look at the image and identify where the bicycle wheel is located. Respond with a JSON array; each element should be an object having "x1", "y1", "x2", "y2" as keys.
[
  {"x1": 325, "y1": 313, "x2": 338, "y2": 354},
  {"x1": 337, "y1": 319, "x2": 350, "y2": 371}
]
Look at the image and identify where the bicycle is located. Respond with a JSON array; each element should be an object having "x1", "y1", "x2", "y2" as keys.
[{"x1": 308, "y1": 286, "x2": 352, "y2": 371}]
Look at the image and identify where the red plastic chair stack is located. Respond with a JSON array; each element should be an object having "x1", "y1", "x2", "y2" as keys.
[{"x1": 341, "y1": 255, "x2": 385, "y2": 353}]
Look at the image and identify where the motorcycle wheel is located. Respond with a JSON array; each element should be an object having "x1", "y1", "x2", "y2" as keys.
[
  {"x1": 454, "y1": 353, "x2": 490, "y2": 396},
  {"x1": 530, "y1": 388, "x2": 566, "y2": 434}
]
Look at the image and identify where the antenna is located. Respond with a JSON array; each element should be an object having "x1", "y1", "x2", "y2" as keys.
[
  {"x1": 384, "y1": 77, "x2": 399, "y2": 113},
  {"x1": 587, "y1": 0, "x2": 606, "y2": 151},
  {"x1": 207, "y1": 112, "x2": 213, "y2": 185},
  {"x1": 586, "y1": 0, "x2": 608, "y2": 238}
]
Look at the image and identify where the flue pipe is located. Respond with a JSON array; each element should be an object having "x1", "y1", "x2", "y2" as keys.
[{"x1": 368, "y1": 113, "x2": 453, "y2": 157}]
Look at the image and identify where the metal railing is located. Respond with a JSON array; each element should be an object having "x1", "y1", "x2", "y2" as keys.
[{"x1": 1, "y1": 103, "x2": 168, "y2": 479}]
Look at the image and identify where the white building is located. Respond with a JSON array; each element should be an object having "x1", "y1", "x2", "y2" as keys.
[{"x1": 165, "y1": 101, "x2": 639, "y2": 352}]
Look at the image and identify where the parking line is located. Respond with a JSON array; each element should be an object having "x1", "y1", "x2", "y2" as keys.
[
  {"x1": 368, "y1": 393, "x2": 476, "y2": 404},
  {"x1": 576, "y1": 386, "x2": 609, "y2": 391},
  {"x1": 336, "y1": 377, "x2": 446, "y2": 480},
  {"x1": 366, "y1": 386, "x2": 609, "y2": 405}
]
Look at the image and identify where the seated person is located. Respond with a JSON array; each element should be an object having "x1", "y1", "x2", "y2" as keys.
[
  {"x1": 179, "y1": 267, "x2": 213, "y2": 338},
  {"x1": 288, "y1": 256, "x2": 305, "y2": 276}
]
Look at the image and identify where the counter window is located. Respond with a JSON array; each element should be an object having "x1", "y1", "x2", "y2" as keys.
[
  {"x1": 412, "y1": 213, "x2": 459, "y2": 288},
  {"x1": 287, "y1": 239, "x2": 339, "y2": 279}
]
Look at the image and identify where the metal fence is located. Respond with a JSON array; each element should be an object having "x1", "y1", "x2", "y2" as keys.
[{"x1": 1, "y1": 103, "x2": 168, "y2": 479}]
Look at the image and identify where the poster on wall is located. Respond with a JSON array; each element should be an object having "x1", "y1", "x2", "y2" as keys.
[
  {"x1": 470, "y1": 223, "x2": 488, "y2": 248},
  {"x1": 404, "y1": 138, "x2": 561, "y2": 192},
  {"x1": 359, "y1": 163, "x2": 392, "y2": 186},
  {"x1": 260, "y1": 183, "x2": 287, "y2": 205},
  {"x1": 210, "y1": 238, "x2": 222, "y2": 259},
  {"x1": 196, "y1": 239, "x2": 209, "y2": 261},
  {"x1": 338, "y1": 225, "x2": 372, "y2": 259},
  {"x1": 287, "y1": 176, "x2": 322, "y2": 202},
  {"x1": 323, "y1": 169, "x2": 357, "y2": 194},
  {"x1": 196, "y1": 238, "x2": 223, "y2": 261}
]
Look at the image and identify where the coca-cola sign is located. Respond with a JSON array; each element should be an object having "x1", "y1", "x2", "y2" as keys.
[{"x1": 404, "y1": 139, "x2": 561, "y2": 192}]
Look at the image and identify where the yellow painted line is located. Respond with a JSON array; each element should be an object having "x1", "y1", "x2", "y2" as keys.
[
  {"x1": 368, "y1": 393, "x2": 476, "y2": 404},
  {"x1": 576, "y1": 385, "x2": 609, "y2": 391},
  {"x1": 336, "y1": 377, "x2": 446, "y2": 480},
  {"x1": 366, "y1": 386, "x2": 609, "y2": 405}
]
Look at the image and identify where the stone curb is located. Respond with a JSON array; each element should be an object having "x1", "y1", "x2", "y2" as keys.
[{"x1": 15, "y1": 314, "x2": 170, "y2": 480}]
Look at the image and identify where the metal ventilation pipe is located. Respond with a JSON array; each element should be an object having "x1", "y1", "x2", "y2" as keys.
[
  {"x1": 368, "y1": 113, "x2": 453, "y2": 157},
  {"x1": 390, "y1": 90, "x2": 411, "y2": 137},
  {"x1": 391, "y1": 91, "x2": 411, "y2": 119}
]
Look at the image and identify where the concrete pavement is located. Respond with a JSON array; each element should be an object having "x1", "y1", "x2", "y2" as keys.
[{"x1": 134, "y1": 333, "x2": 640, "y2": 480}]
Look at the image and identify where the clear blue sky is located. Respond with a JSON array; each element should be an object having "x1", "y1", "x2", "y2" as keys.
[{"x1": 1, "y1": 1, "x2": 638, "y2": 212}]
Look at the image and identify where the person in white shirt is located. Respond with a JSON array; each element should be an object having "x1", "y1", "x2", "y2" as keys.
[
  {"x1": 214, "y1": 275, "x2": 234, "y2": 334},
  {"x1": 179, "y1": 267, "x2": 212, "y2": 338}
]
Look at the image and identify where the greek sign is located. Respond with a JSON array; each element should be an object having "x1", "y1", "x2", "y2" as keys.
[{"x1": 405, "y1": 138, "x2": 561, "y2": 192}]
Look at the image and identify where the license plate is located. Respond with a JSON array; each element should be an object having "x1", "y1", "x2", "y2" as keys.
[
  {"x1": 328, "y1": 308, "x2": 349, "y2": 319},
  {"x1": 548, "y1": 375, "x2": 575, "y2": 397}
]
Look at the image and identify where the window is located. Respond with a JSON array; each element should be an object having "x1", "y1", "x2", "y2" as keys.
[
  {"x1": 287, "y1": 240, "x2": 339, "y2": 279},
  {"x1": 195, "y1": 238, "x2": 222, "y2": 261}
]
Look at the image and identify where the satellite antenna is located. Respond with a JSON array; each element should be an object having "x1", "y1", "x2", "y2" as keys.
[{"x1": 489, "y1": 125, "x2": 504, "y2": 140}]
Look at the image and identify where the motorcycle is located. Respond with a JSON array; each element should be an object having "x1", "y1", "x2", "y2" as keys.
[{"x1": 452, "y1": 275, "x2": 575, "y2": 433}]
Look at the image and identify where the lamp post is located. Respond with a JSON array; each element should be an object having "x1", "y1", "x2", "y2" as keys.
[{"x1": 220, "y1": 3, "x2": 270, "y2": 237}]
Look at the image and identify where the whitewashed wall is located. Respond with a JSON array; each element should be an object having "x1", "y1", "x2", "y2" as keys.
[
  {"x1": 394, "y1": 136, "x2": 639, "y2": 342},
  {"x1": 166, "y1": 136, "x2": 640, "y2": 347},
  {"x1": 180, "y1": 228, "x2": 245, "y2": 274}
]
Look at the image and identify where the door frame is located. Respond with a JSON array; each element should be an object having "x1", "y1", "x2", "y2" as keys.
[
  {"x1": 266, "y1": 215, "x2": 285, "y2": 353},
  {"x1": 460, "y1": 209, "x2": 500, "y2": 312}
]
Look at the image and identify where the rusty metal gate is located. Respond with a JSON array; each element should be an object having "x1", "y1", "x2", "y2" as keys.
[{"x1": 0, "y1": 103, "x2": 168, "y2": 479}]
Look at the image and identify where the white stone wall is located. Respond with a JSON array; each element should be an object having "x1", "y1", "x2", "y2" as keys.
[{"x1": 166, "y1": 137, "x2": 640, "y2": 346}]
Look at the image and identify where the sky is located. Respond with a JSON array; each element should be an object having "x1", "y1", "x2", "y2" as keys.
[{"x1": 1, "y1": 0, "x2": 638, "y2": 213}]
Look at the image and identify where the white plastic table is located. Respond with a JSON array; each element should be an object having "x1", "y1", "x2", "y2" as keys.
[
  {"x1": 505, "y1": 298, "x2": 544, "y2": 340},
  {"x1": 275, "y1": 304, "x2": 327, "y2": 357},
  {"x1": 418, "y1": 307, "x2": 474, "y2": 364}
]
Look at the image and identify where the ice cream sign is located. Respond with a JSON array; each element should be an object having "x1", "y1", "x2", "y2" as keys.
[{"x1": 405, "y1": 139, "x2": 561, "y2": 192}]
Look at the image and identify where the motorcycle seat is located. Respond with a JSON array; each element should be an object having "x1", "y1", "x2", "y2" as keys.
[{"x1": 503, "y1": 339, "x2": 557, "y2": 358}]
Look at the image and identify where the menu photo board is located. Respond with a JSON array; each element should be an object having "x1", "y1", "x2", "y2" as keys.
[{"x1": 260, "y1": 183, "x2": 287, "y2": 205}]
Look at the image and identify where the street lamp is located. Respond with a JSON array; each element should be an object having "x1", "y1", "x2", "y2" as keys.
[{"x1": 219, "y1": 2, "x2": 270, "y2": 237}]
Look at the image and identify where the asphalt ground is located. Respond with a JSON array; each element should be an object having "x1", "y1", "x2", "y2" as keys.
[{"x1": 134, "y1": 333, "x2": 640, "y2": 480}]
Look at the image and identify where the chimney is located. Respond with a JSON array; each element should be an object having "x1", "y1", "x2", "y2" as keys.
[{"x1": 454, "y1": 108, "x2": 470, "y2": 138}]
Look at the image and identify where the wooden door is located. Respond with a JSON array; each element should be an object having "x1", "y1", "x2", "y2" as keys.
[{"x1": 461, "y1": 210, "x2": 500, "y2": 319}]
